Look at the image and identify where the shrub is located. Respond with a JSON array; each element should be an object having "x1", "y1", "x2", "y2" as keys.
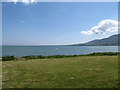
[{"x1": 2, "y1": 56, "x2": 15, "y2": 61}]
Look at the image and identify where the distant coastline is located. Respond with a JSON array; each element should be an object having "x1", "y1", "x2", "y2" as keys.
[
  {"x1": 2, "y1": 34, "x2": 120, "y2": 46},
  {"x1": 71, "y1": 34, "x2": 120, "y2": 46}
]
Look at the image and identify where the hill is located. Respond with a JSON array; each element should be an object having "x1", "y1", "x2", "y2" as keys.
[{"x1": 72, "y1": 34, "x2": 120, "y2": 46}]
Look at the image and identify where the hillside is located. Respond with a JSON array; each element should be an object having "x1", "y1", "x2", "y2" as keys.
[{"x1": 72, "y1": 34, "x2": 120, "y2": 46}]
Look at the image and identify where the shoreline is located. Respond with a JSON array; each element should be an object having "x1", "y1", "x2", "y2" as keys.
[{"x1": 2, "y1": 52, "x2": 119, "y2": 61}]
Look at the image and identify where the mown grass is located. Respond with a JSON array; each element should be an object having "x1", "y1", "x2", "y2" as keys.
[{"x1": 2, "y1": 56, "x2": 118, "y2": 88}]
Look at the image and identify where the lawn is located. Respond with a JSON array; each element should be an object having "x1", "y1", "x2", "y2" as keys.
[{"x1": 2, "y1": 56, "x2": 118, "y2": 88}]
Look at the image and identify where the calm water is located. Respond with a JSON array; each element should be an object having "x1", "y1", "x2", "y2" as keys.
[{"x1": 2, "y1": 46, "x2": 118, "y2": 57}]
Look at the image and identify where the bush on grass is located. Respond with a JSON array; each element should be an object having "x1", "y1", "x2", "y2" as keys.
[{"x1": 2, "y1": 56, "x2": 15, "y2": 61}]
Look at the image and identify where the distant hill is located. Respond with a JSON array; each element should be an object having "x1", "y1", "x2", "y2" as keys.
[{"x1": 72, "y1": 34, "x2": 120, "y2": 46}]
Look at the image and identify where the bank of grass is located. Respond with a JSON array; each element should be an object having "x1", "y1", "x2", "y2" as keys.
[
  {"x1": 2, "y1": 56, "x2": 118, "y2": 88},
  {"x1": 2, "y1": 52, "x2": 120, "y2": 61}
]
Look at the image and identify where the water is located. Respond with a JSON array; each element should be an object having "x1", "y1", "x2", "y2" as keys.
[{"x1": 2, "y1": 46, "x2": 118, "y2": 57}]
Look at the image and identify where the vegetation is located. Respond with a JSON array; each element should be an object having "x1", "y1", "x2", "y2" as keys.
[
  {"x1": 2, "y1": 56, "x2": 118, "y2": 88},
  {"x1": 85, "y1": 52, "x2": 120, "y2": 56},
  {"x1": 2, "y1": 52, "x2": 120, "y2": 61},
  {"x1": 2, "y1": 56, "x2": 15, "y2": 61}
]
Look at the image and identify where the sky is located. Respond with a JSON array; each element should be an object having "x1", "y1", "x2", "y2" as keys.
[{"x1": 2, "y1": 2, "x2": 118, "y2": 45}]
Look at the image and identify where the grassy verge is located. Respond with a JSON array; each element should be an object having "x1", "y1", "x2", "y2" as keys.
[
  {"x1": 2, "y1": 52, "x2": 120, "y2": 61},
  {"x1": 2, "y1": 56, "x2": 118, "y2": 88}
]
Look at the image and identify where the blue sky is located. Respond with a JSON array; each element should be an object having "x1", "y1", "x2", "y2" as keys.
[{"x1": 3, "y1": 2, "x2": 118, "y2": 45}]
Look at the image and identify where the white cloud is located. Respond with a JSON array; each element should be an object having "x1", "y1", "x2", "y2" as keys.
[
  {"x1": 81, "y1": 19, "x2": 118, "y2": 35},
  {"x1": 2, "y1": 0, "x2": 37, "y2": 4},
  {"x1": 0, "y1": 0, "x2": 119, "y2": 2}
]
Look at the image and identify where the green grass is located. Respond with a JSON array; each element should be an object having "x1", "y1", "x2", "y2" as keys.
[{"x1": 2, "y1": 56, "x2": 118, "y2": 88}]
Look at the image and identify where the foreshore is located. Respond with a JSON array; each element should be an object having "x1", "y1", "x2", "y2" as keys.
[{"x1": 2, "y1": 52, "x2": 119, "y2": 61}]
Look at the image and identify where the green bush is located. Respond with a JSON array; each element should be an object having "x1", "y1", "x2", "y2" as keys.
[
  {"x1": 87, "y1": 52, "x2": 119, "y2": 56},
  {"x1": 2, "y1": 56, "x2": 15, "y2": 61},
  {"x1": 22, "y1": 55, "x2": 45, "y2": 59}
]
